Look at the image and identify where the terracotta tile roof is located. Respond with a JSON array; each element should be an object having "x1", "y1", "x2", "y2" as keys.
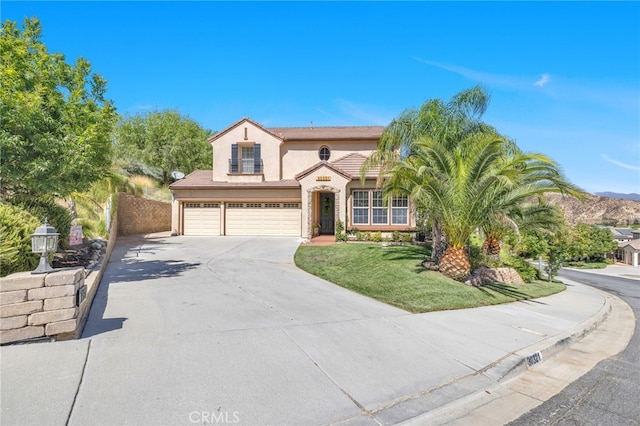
[
  {"x1": 169, "y1": 170, "x2": 300, "y2": 190},
  {"x1": 267, "y1": 125, "x2": 384, "y2": 141},
  {"x1": 294, "y1": 153, "x2": 383, "y2": 181},
  {"x1": 208, "y1": 118, "x2": 385, "y2": 144},
  {"x1": 294, "y1": 161, "x2": 353, "y2": 181},
  {"x1": 330, "y1": 153, "x2": 381, "y2": 179}
]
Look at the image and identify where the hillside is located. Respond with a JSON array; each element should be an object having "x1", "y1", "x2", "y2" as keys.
[{"x1": 545, "y1": 193, "x2": 640, "y2": 226}]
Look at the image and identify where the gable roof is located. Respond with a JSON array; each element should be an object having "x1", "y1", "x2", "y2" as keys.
[
  {"x1": 294, "y1": 153, "x2": 382, "y2": 181},
  {"x1": 207, "y1": 117, "x2": 284, "y2": 144},
  {"x1": 268, "y1": 125, "x2": 385, "y2": 141},
  {"x1": 294, "y1": 161, "x2": 353, "y2": 181},
  {"x1": 620, "y1": 239, "x2": 640, "y2": 251}
]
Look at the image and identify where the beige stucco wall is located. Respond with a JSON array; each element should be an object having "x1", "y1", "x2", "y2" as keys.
[
  {"x1": 281, "y1": 140, "x2": 377, "y2": 180},
  {"x1": 211, "y1": 120, "x2": 282, "y2": 182}
]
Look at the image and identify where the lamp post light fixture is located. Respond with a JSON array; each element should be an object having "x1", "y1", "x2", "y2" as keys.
[{"x1": 31, "y1": 219, "x2": 59, "y2": 274}]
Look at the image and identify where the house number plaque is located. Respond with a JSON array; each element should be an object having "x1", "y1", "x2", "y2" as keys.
[{"x1": 316, "y1": 176, "x2": 331, "y2": 181}]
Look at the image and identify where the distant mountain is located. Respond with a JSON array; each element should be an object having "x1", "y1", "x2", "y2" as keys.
[
  {"x1": 546, "y1": 193, "x2": 640, "y2": 226},
  {"x1": 595, "y1": 192, "x2": 640, "y2": 201}
]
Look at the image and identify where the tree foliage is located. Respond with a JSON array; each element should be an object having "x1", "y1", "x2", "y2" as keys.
[
  {"x1": 365, "y1": 86, "x2": 584, "y2": 281},
  {"x1": 0, "y1": 18, "x2": 118, "y2": 198},
  {"x1": 114, "y1": 110, "x2": 212, "y2": 185}
]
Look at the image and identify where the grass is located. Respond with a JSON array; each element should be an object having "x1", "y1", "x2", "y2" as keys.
[
  {"x1": 294, "y1": 243, "x2": 566, "y2": 313},
  {"x1": 563, "y1": 260, "x2": 609, "y2": 269}
]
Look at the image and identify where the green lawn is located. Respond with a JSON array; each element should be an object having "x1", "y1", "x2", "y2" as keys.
[{"x1": 294, "y1": 243, "x2": 566, "y2": 313}]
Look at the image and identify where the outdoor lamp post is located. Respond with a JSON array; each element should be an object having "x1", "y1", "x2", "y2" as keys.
[{"x1": 31, "y1": 219, "x2": 59, "y2": 274}]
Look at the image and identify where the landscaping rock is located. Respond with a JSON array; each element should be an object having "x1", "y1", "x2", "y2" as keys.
[{"x1": 464, "y1": 266, "x2": 524, "y2": 287}]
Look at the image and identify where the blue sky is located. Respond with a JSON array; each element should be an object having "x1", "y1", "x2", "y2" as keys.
[{"x1": 3, "y1": 1, "x2": 639, "y2": 194}]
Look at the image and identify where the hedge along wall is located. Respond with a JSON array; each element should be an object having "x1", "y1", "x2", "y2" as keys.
[{"x1": 117, "y1": 192, "x2": 171, "y2": 236}]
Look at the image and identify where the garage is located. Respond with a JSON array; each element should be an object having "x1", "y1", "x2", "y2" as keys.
[
  {"x1": 225, "y1": 202, "x2": 301, "y2": 236},
  {"x1": 183, "y1": 202, "x2": 221, "y2": 236}
]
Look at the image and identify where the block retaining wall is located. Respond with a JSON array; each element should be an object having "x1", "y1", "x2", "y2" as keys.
[
  {"x1": 117, "y1": 192, "x2": 171, "y2": 236},
  {"x1": 0, "y1": 268, "x2": 86, "y2": 344}
]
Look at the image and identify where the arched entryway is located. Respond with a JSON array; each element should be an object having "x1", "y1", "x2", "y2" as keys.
[{"x1": 306, "y1": 185, "x2": 340, "y2": 239}]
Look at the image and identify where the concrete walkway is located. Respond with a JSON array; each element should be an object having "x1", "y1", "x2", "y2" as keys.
[{"x1": 0, "y1": 235, "x2": 634, "y2": 425}]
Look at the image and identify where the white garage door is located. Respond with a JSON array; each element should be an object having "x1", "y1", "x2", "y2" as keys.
[
  {"x1": 226, "y1": 202, "x2": 301, "y2": 236},
  {"x1": 183, "y1": 202, "x2": 221, "y2": 236}
]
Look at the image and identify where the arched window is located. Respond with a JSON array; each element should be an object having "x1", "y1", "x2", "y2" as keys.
[{"x1": 319, "y1": 146, "x2": 330, "y2": 161}]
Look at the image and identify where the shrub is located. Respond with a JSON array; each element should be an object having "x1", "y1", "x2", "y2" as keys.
[
  {"x1": 334, "y1": 220, "x2": 348, "y2": 242},
  {"x1": 502, "y1": 255, "x2": 538, "y2": 283},
  {"x1": 392, "y1": 231, "x2": 401, "y2": 242},
  {"x1": 371, "y1": 232, "x2": 383, "y2": 242},
  {"x1": 7, "y1": 196, "x2": 73, "y2": 247},
  {"x1": 401, "y1": 233, "x2": 413, "y2": 243},
  {"x1": 0, "y1": 203, "x2": 41, "y2": 276}
]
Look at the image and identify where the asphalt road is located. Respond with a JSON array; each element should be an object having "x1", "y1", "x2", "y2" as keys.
[{"x1": 508, "y1": 269, "x2": 640, "y2": 426}]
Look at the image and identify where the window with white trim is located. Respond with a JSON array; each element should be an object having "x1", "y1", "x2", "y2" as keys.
[
  {"x1": 352, "y1": 191, "x2": 369, "y2": 225},
  {"x1": 351, "y1": 190, "x2": 410, "y2": 226},
  {"x1": 372, "y1": 191, "x2": 388, "y2": 224},
  {"x1": 241, "y1": 146, "x2": 254, "y2": 174},
  {"x1": 392, "y1": 195, "x2": 409, "y2": 225}
]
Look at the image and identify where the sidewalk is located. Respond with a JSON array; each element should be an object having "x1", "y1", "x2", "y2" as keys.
[{"x1": 0, "y1": 236, "x2": 635, "y2": 425}]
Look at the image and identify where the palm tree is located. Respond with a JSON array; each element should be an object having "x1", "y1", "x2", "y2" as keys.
[
  {"x1": 383, "y1": 132, "x2": 581, "y2": 280},
  {"x1": 363, "y1": 85, "x2": 502, "y2": 263}
]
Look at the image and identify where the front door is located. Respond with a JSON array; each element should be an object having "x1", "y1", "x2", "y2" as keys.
[{"x1": 319, "y1": 193, "x2": 335, "y2": 235}]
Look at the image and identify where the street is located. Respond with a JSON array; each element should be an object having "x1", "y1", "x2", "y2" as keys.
[{"x1": 508, "y1": 268, "x2": 640, "y2": 425}]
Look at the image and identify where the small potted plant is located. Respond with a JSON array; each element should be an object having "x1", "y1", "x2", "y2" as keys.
[{"x1": 312, "y1": 223, "x2": 320, "y2": 237}]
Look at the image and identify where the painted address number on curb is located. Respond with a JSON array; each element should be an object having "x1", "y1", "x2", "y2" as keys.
[{"x1": 526, "y1": 351, "x2": 543, "y2": 367}]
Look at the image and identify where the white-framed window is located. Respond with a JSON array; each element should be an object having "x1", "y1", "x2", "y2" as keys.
[
  {"x1": 392, "y1": 195, "x2": 409, "y2": 225},
  {"x1": 241, "y1": 145, "x2": 254, "y2": 174},
  {"x1": 351, "y1": 190, "x2": 409, "y2": 226},
  {"x1": 372, "y1": 191, "x2": 388, "y2": 224},
  {"x1": 352, "y1": 191, "x2": 369, "y2": 225}
]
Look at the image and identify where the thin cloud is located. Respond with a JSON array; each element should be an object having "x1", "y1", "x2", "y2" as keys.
[
  {"x1": 601, "y1": 154, "x2": 640, "y2": 171},
  {"x1": 534, "y1": 73, "x2": 550, "y2": 87},
  {"x1": 412, "y1": 57, "x2": 525, "y2": 89}
]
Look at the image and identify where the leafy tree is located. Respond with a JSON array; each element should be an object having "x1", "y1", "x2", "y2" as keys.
[
  {"x1": 1, "y1": 18, "x2": 118, "y2": 198},
  {"x1": 114, "y1": 110, "x2": 212, "y2": 186},
  {"x1": 570, "y1": 224, "x2": 617, "y2": 261}
]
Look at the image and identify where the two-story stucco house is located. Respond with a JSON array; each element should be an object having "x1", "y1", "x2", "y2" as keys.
[{"x1": 169, "y1": 117, "x2": 415, "y2": 238}]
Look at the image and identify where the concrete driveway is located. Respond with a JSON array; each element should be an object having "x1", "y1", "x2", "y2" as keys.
[{"x1": 1, "y1": 234, "x2": 612, "y2": 425}]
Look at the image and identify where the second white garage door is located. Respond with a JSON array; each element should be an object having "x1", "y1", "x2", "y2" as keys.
[{"x1": 226, "y1": 202, "x2": 301, "y2": 236}]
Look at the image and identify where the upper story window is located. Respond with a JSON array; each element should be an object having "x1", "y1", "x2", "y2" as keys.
[
  {"x1": 319, "y1": 146, "x2": 331, "y2": 161},
  {"x1": 230, "y1": 143, "x2": 262, "y2": 174}
]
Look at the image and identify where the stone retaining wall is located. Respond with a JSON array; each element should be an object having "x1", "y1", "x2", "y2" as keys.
[
  {"x1": 117, "y1": 192, "x2": 171, "y2": 236},
  {"x1": 0, "y1": 268, "x2": 86, "y2": 344}
]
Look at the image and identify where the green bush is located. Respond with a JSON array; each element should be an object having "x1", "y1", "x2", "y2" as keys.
[
  {"x1": 7, "y1": 196, "x2": 73, "y2": 247},
  {"x1": 401, "y1": 233, "x2": 413, "y2": 243},
  {"x1": 334, "y1": 219, "x2": 348, "y2": 242},
  {"x1": 371, "y1": 232, "x2": 383, "y2": 242},
  {"x1": 392, "y1": 231, "x2": 401, "y2": 242},
  {"x1": 0, "y1": 203, "x2": 41, "y2": 277},
  {"x1": 502, "y1": 255, "x2": 538, "y2": 283}
]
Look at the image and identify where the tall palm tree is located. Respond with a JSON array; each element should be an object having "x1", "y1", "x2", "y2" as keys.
[
  {"x1": 362, "y1": 85, "x2": 511, "y2": 263},
  {"x1": 383, "y1": 132, "x2": 580, "y2": 280}
]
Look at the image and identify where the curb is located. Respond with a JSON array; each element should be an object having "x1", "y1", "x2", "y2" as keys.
[{"x1": 374, "y1": 282, "x2": 614, "y2": 425}]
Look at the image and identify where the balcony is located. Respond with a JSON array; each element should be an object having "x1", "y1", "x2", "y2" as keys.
[{"x1": 228, "y1": 158, "x2": 264, "y2": 174}]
